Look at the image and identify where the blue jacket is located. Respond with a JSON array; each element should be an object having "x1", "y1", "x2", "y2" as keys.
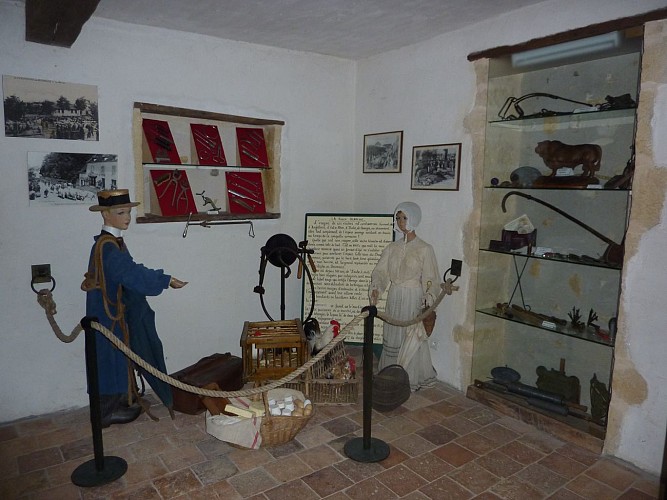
[{"x1": 85, "y1": 233, "x2": 172, "y2": 407}]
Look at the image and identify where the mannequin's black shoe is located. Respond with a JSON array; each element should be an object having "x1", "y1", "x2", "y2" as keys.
[{"x1": 100, "y1": 394, "x2": 142, "y2": 428}]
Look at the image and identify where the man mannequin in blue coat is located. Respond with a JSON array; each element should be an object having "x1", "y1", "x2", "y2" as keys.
[{"x1": 84, "y1": 189, "x2": 187, "y2": 427}]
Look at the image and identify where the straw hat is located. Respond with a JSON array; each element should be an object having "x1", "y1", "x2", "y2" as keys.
[{"x1": 89, "y1": 189, "x2": 140, "y2": 212}]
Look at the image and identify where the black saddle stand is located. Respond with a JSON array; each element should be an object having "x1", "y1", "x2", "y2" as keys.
[
  {"x1": 71, "y1": 317, "x2": 127, "y2": 487},
  {"x1": 344, "y1": 306, "x2": 390, "y2": 463}
]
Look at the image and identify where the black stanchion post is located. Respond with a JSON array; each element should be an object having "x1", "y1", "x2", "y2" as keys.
[
  {"x1": 660, "y1": 418, "x2": 666, "y2": 500},
  {"x1": 71, "y1": 317, "x2": 128, "y2": 487},
  {"x1": 344, "y1": 306, "x2": 390, "y2": 462}
]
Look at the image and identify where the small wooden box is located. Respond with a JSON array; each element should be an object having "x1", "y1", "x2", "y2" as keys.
[{"x1": 241, "y1": 319, "x2": 308, "y2": 383}]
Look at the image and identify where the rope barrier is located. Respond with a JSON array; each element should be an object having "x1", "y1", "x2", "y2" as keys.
[
  {"x1": 377, "y1": 280, "x2": 458, "y2": 327},
  {"x1": 36, "y1": 280, "x2": 458, "y2": 400}
]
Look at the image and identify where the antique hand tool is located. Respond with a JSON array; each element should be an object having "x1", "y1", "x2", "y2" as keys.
[
  {"x1": 488, "y1": 366, "x2": 587, "y2": 412},
  {"x1": 156, "y1": 170, "x2": 190, "y2": 212},
  {"x1": 502, "y1": 191, "x2": 624, "y2": 266},
  {"x1": 229, "y1": 172, "x2": 262, "y2": 189},
  {"x1": 474, "y1": 380, "x2": 590, "y2": 419},
  {"x1": 508, "y1": 303, "x2": 566, "y2": 327},
  {"x1": 249, "y1": 130, "x2": 264, "y2": 144},
  {"x1": 228, "y1": 181, "x2": 260, "y2": 198},
  {"x1": 154, "y1": 136, "x2": 172, "y2": 150},
  {"x1": 229, "y1": 194, "x2": 255, "y2": 212},
  {"x1": 302, "y1": 240, "x2": 317, "y2": 273},
  {"x1": 228, "y1": 188, "x2": 261, "y2": 205},
  {"x1": 173, "y1": 173, "x2": 190, "y2": 212},
  {"x1": 192, "y1": 129, "x2": 216, "y2": 149},
  {"x1": 241, "y1": 147, "x2": 261, "y2": 162},
  {"x1": 296, "y1": 240, "x2": 317, "y2": 279},
  {"x1": 498, "y1": 93, "x2": 596, "y2": 121},
  {"x1": 211, "y1": 143, "x2": 226, "y2": 164}
]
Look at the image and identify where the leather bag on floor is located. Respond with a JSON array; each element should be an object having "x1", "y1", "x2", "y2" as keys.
[{"x1": 170, "y1": 353, "x2": 244, "y2": 415}]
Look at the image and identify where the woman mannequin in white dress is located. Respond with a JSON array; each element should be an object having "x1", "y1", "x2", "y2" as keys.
[{"x1": 369, "y1": 202, "x2": 438, "y2": 391}]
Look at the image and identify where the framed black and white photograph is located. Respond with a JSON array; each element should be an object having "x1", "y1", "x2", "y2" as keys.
[
  {"x1": 28, "y1": 152, "x2": 116, "y2": 206},
  {"x1": 363, "y1": 130, "x2": 403, "y2": 173},
  {"x1": 411, "y1": 143, "x2": 461, "y2": 191},
  {"x1": 3, "y1": 75, "x2": 99, "y2": 140}
]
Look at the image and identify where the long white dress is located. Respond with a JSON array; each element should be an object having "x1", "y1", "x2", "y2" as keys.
[{"x1": 370, "y1": 235, "x2": 439, "y2": 391}]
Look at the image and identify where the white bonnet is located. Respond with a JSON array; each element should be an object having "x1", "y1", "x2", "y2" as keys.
[{"x1": 394, "y1": 201, "x2": 422, "y2": 233}]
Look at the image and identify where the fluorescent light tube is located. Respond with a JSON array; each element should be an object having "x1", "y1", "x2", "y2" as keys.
[{"x1": 511, "y1": 32, "x2": 621, "y2": 68}]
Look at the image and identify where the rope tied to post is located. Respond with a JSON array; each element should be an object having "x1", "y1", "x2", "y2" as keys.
[{"x1": 37, "y1": 290, "x2": 83, "y2": 343}]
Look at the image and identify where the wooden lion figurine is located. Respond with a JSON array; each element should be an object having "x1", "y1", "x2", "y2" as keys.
[{"x1": 535, "y1": 140, "x2": 602, "y2": 178}]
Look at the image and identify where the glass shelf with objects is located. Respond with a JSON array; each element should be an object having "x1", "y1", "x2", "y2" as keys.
[
  {"x1": 474, "y1": 247, "x2": 622, "y2": 349},
  {"x1": 479, "y1": 247, "x2": 623, "y2": 271},
  {"x1": 475, "y1": 307, "x2": 615, "y2": 347},
  {"x1": 132, "y1": 102, "x2": 283, "y2": 224},
  {"x1": 488, "y1": 107, "x2": 637, "y2": 130}
]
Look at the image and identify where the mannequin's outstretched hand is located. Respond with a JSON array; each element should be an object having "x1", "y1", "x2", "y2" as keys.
[{"x1": 169, "y1": 277, "x2": 188, "y2": 289}]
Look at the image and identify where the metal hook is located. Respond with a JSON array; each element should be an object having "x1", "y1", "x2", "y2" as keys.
[
  {"x1": 182, "y1": 213, "x2": 255, "y2": 238},
  {"x1": 31, "y1": 275, "x2": 56, "y2": 294},
  {"x1": 183, "y1": 213, "x2": 193, "y2": 238}
]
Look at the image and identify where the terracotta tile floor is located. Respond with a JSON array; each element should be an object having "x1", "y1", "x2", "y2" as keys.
[{"x1": 1, "y1": 348, "x2": 662, "y2": 499}]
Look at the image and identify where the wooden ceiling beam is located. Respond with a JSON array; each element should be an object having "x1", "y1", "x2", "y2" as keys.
[{"x1": 25, "y1": 0, "x2": 100, "y2": 48}]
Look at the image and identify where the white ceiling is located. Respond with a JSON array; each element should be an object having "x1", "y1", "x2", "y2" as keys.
[{"x1": 93, "y1": 0, "x2": 547, "y2": 60}]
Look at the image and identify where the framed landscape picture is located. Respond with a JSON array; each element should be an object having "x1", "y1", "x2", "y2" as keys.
[
  {"x1": 411, "y1": 142, "x2": 461, "y2": 191},
  {"x1": 363, "y1": 131, "x2": 403, "y2": 173}
]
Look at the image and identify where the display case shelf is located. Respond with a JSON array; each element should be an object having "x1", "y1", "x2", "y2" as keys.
[
  {"x1": 488, "y1": 107, "x2": 637, "y2": 129},
  {"x1": 133, "y1": 102, "x2": 283, "y2": 223},
  {"x1": 466, "y1": 384, "x2": 605, "y2": 453},
  {"x1": 143, "y1": 162, "x2": 272, "y2": 171},
  {"x1": 484, "y1": 185, "x2": 631, "y2": 192},
  {"x1": 480, "y1": 248, "x2": 622, "y2": 270},
  {"x1": 475, "y1": 307, "x2": 614, "y2": 347}
]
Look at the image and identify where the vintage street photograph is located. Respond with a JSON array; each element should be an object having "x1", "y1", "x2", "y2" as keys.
[
  {"x1": 28, "y1": 152, "x2": 117, "y2": 206},
  {"x1": 411, "y1": 142, "x2": 461, "y2": 191},
  {"x1": 4, "y1": 75, "x2": 99, "y2": 140},
  {"x1": 363, "y1": 130, "x2": 403, "y2": 173}
]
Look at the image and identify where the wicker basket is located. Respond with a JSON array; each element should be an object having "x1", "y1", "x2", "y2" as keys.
[
  {"x1": 284, "y1": 341, "x2": 359, "y2": 405},
  {"x1": 202, "y1": 385, "x2": 313, "y2": 447},
  {"x1": 258, "y1": 389, "x2": 314, "y2": 446}
]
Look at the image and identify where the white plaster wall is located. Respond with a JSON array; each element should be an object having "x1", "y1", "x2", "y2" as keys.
[
  {"x1": 615, "y1": 211, "x2": 667, "y2": 472},
  {"x1": 355, "y1": 0, "x2": 667, "y2": 474},
  {"x1": 608, "y1": 25, "x2": 667, "y2": 473},
  {"x1": 0, "y1": 1, "x2": 355, "y2": 421},
  {"x1": 354, "y1": 32, "x2": 476, "y2": 389}
]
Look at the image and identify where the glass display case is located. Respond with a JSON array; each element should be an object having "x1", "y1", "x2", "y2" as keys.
[{"x1": 469, "y1": 31, "x2": 642, "y2": 445}]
